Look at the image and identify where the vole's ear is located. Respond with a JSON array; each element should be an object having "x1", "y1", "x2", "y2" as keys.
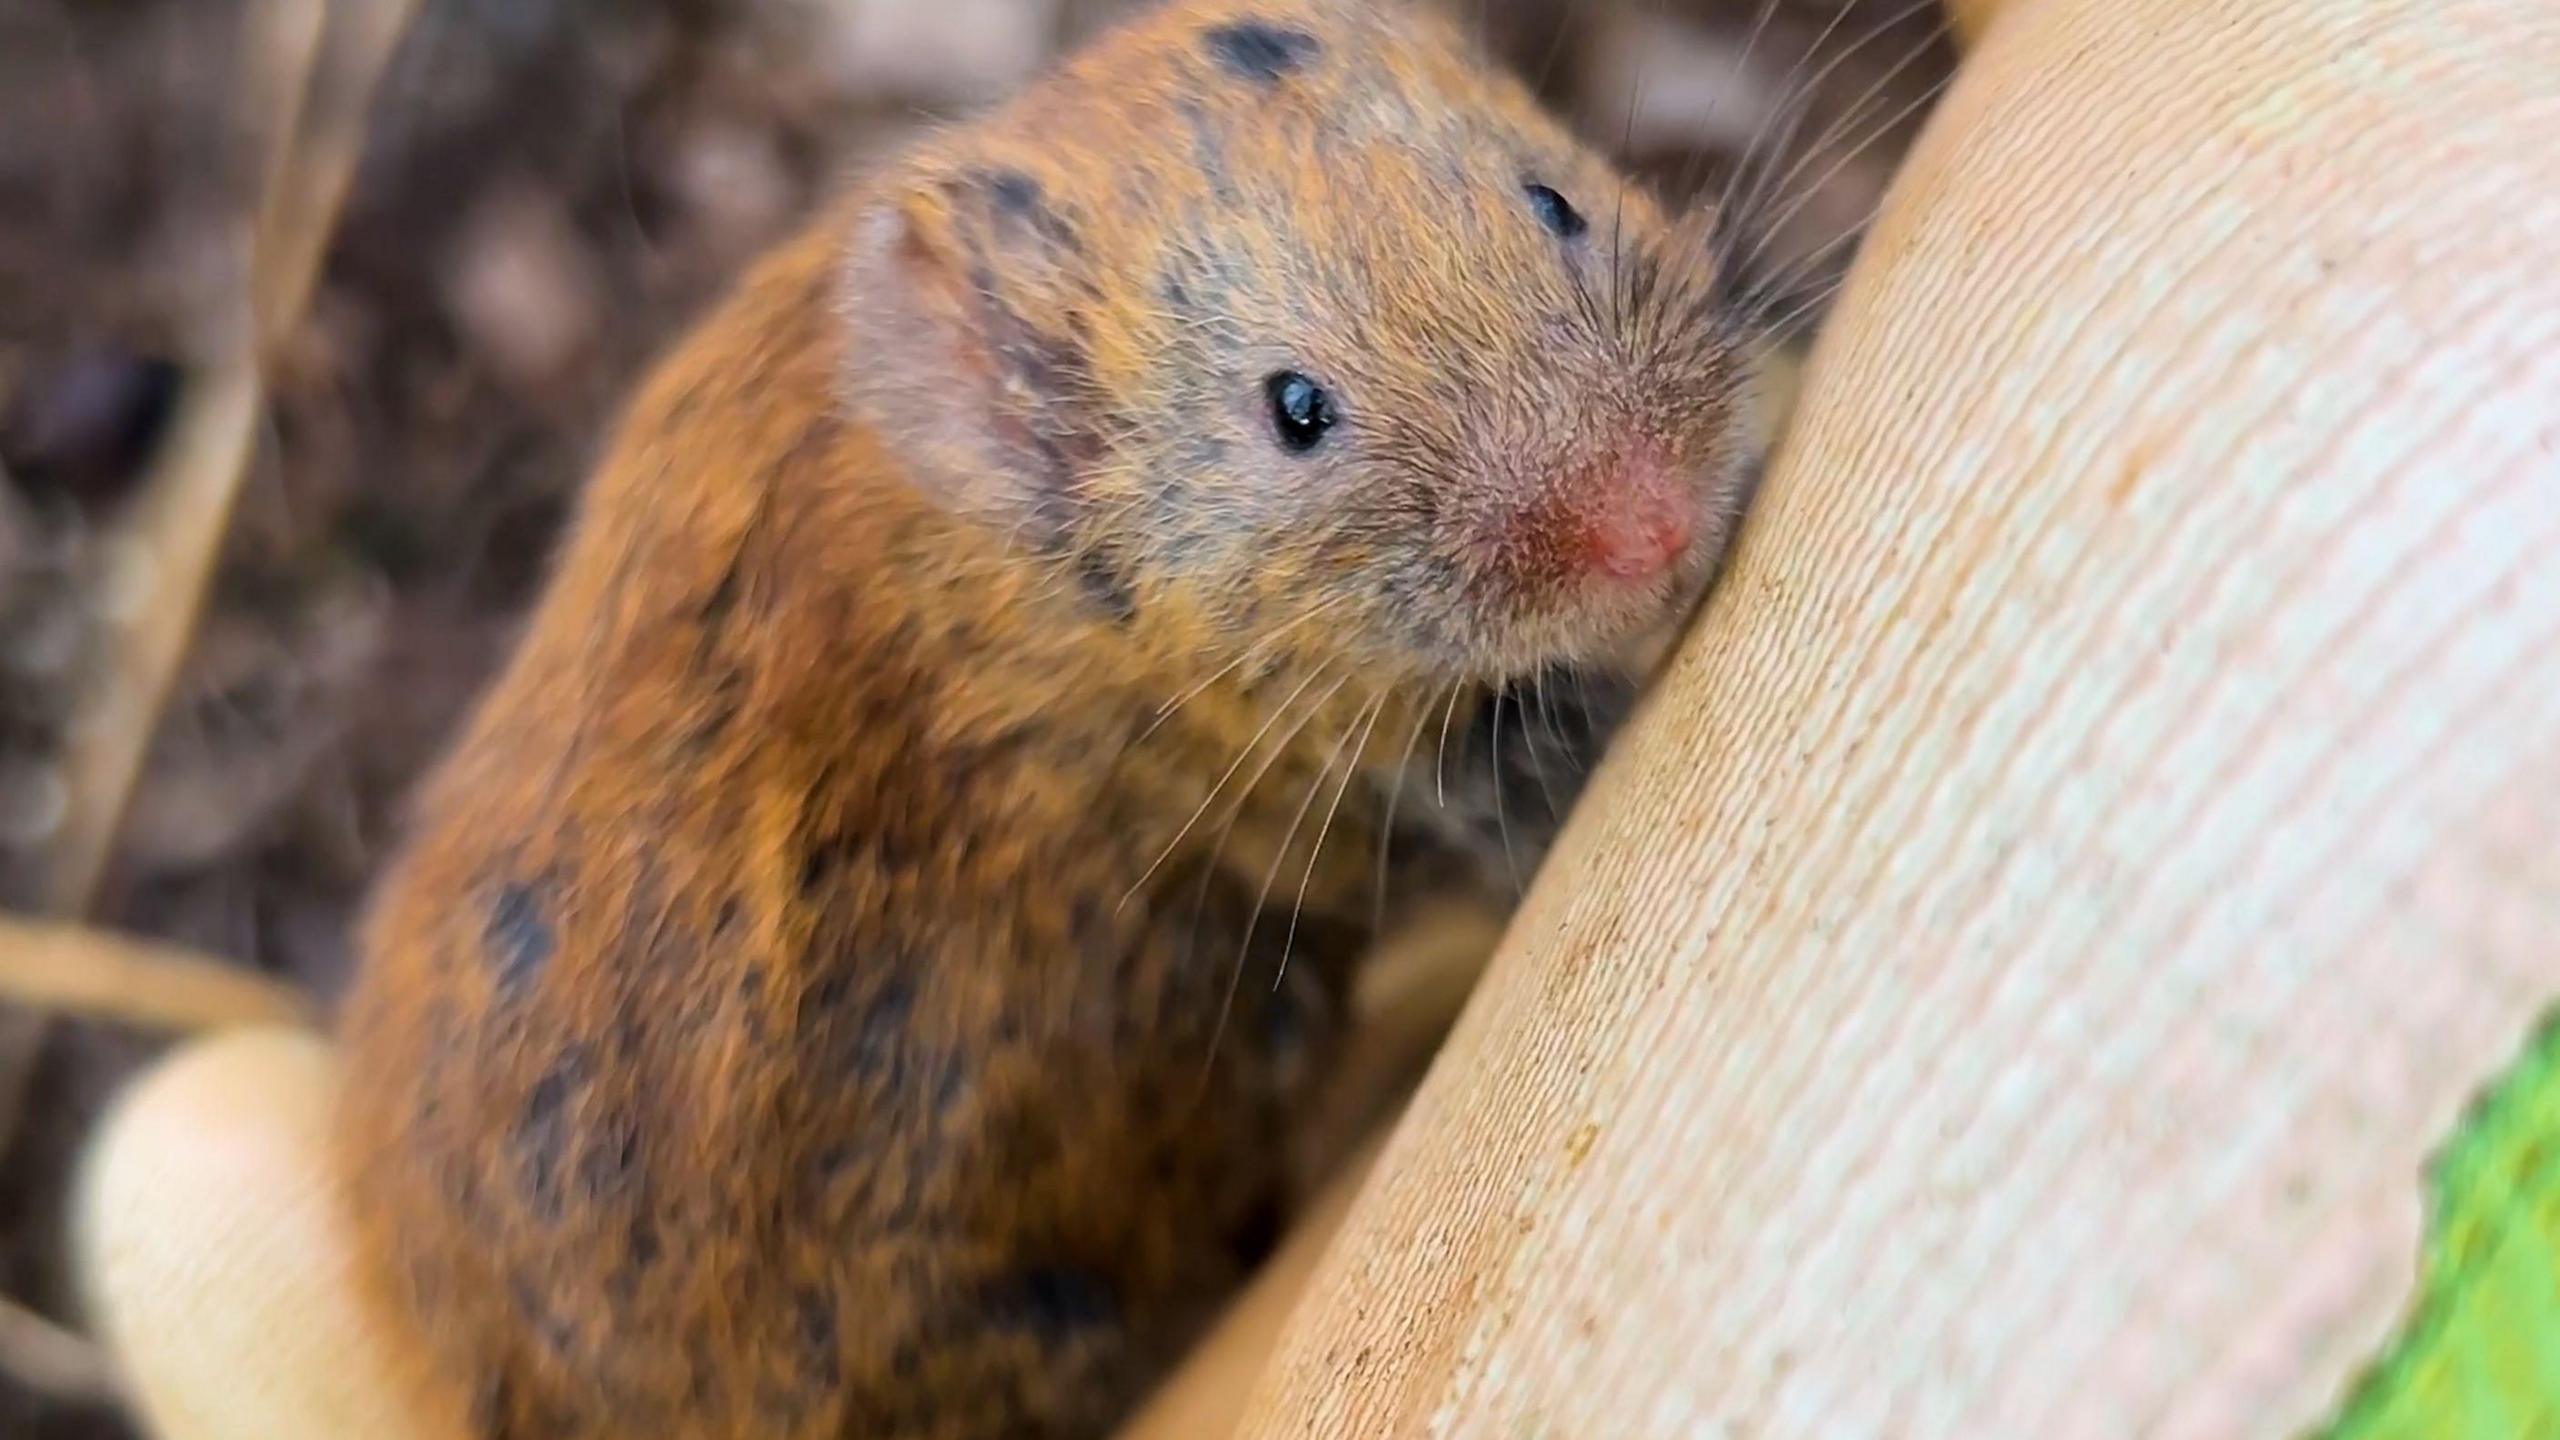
[{"x1": 840, "y1": 165, "x2": 1097, "y2": 531}]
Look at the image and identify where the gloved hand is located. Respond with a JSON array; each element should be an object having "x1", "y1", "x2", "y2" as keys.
[{"x1": 76, "y1": 1027, "x2": 466, "y2": 1439}]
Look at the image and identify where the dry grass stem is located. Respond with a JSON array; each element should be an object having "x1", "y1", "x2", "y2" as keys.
[
  {"x1": 40, "y1": 0, "x2": 421, "y2": 917},
  {"x1": 0, "y1": 916, "x2": 313, "y2": 1034}
]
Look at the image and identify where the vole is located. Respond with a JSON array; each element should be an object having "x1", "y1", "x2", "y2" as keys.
[{"x1": 334, "y1": 0, "x2": 1766, "y2": 1434}]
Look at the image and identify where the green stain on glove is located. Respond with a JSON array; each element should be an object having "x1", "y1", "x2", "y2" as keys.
[{"x1": 2315, "y1": 1009, "x2": 2560, "y2": 1439}]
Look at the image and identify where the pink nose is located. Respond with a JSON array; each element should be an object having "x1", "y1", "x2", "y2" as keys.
[{"x1": 1582, "y1": 485, "x2": 1696, "y2": 581}]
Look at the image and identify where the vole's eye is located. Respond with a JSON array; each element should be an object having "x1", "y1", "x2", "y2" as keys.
[
  {"x1": 1523, "y1": 182, "x2": 1586, "y2": 239},
  {"x1": 1264, "y1": 371, "x2": 1334, "y2": 453}
]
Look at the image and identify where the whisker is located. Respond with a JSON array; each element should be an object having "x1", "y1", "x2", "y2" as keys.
[
  {"x1": 1712, "y1": 0, "x2": 1867, "y2": 242},
  {"x1": 1737, "y1": 179, "x2": 1894, "y2": 322},
  {"x1": 1735, "y1": 74, "x2": 1953, "y2": 297},
  {"x1": 1186, "y1": 668, "x2": 1354, "y2": 1099},
  {"x1": 1207, "y1": 677, "x2": 1369, "y2": 1076},
  {"x1": 1373, "y1": 686, "x2": 1446, "y2": 932},
  {"x1": 1756, "y1": 274, "x2": 1849, "y2": 343},
  {"x1": 1565, "y1": 235, "x2": 1608, "y2": 333},
  {"x1": 1526, "y1": 0, "x2": 1576, "y2": 99},
  {"x1": 1735, "y1": 13, "x2": 1948, "y2": 267},
  {"x1": 1727, "y1": 0, "x2": 1945, "y2": 271},
  {"x1": 1488, "y1": 688, "x2": 1522, "y2": 893},
  {"x1": 1533, "y1": 669, "x2": 1577, "y2": 775},
  {"x1": 1673, "y1": 0, "x2": 1784, "y2": 205},
  {"x1": 1611, "y1": 16, "x2": 1644, "y2": 343},
  {"x1": 1433, "y1": 677, "x2": 1470, "y2": 806},
  {"x1": 1510, "y1": 681, "x2": 1566, "y2": 830},
  {"x1": 1242, "y1": 690, "x2": 1374, "y2": 969},
  {"x1": 1140, "y1": 591, "x2": 1355, "y2": 741},
  {"x1": 1122, "y1": 658, "x2": 1338, "y2": 911},
  {"x1": 1275, "y1": 688, "x2": 1390, "y2": 991}
]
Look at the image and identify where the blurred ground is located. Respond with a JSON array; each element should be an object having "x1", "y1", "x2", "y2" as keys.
[{"x1": 0, "y1": 0, "x2": 1949, "y2": 1433}]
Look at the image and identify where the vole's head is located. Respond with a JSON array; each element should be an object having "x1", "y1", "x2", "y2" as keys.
[{"x1": 845, "y1": 0, "x2": 1760, "y2": 684}]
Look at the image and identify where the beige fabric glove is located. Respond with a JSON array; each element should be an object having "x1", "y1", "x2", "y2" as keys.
[{"x1": 75, "y1": 1028, "x2": 464, "y2": 1440}]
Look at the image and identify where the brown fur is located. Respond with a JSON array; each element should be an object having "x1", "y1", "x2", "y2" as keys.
[{"x1": 335, "y1": 1, "x2": 1760, "y2": 1435}]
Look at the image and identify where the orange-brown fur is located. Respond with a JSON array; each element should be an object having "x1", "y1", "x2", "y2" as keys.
[{"x1": 336, "y1": 1, "x2": 1759, "y2": 1435}]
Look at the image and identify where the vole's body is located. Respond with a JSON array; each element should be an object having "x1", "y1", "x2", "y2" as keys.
[{"x1": 337, "y1": 1, "x2": 1759, "y2": 1435}]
